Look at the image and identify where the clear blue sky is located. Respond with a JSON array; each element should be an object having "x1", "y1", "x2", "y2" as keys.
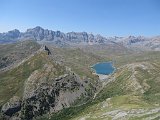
[{"x1": 0, "y1": 0, "x2": 160, "y2": 36}]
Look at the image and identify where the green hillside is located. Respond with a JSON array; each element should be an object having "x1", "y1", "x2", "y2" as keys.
[
  {"x1": 0, "y1": 41, "x2": 160, "y2": 120},
  {"x1": 41, "y1": 51, "x2": 160, "y2": 120},
  {"x1": 0, "y1": 40, "x2": 40, "y2": 69},
  {"x1": 0, "y1": 50, "x2": 64, "y2": 106}
]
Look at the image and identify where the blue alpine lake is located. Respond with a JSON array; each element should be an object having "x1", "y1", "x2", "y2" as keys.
[{"x1": 92, "y1": 62, "x2": 115, "y2": 75}]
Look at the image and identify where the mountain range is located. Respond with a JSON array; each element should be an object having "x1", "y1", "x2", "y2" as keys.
[
  {"x1": 0, "y1": 26, "x2": 106, "y2": 45},
  {"x1": 1, "y1": 26, "x2": 160, "y2": 50}
]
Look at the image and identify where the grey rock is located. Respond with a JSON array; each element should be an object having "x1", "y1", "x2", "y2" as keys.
[
  {"x1": 1, "y1": 96, "x2": 21, "y2": 117},
  {"x1": 20, "y1": 71, "x2": 93, "y2": 120}
]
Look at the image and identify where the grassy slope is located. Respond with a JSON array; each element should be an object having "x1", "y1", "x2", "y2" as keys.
[
  {"x1": 0, "y1": 50, "x2": 66, "y2": 106},
  {"x1": 71, "y1": 51, "x2": 160, "y2": 120},
  {"x1": 0, "y1": 40, "x2": 41, "y2": 69},
  {"x1": 47, "y1": 46, "x2": 107, "y2": 84},
  {"x1": 39, "y1": 50, "x2": 160, "y2": 120}
]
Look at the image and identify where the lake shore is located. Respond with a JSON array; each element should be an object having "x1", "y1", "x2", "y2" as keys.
[
  {"x1": 91, "y1": 61, "x2": 115, "y2": 80},
  {"x1": 97, "y1": 74, "x2": 109, "y2": 80},
  {"x1": 92, "y1": 72, "x2": 109, "y2": 80}
]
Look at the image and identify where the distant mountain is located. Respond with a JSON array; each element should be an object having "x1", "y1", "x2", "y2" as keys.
[
  {"x1": 0, "y1": 29, "x2": 20, "y2": 43},
  {"x1": 0, "y1": 26, "x2": 160, "y2": 50},
  {"x1": 0, "y1": 26, "x2": 107, "y2": 45},
  {"x1": 107, "y1": 35, "x2": 160, "y2": 51}
]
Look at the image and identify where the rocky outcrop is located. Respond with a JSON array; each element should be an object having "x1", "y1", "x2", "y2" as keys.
[
  {"x1": 21, "y1": 72, "x2": 88, "y2": 119},
  {"x1": 44, "y1": 46, "x2": 51, "y2": 55},
  {"x1": 0, "y1": 51, "x2": 95, "y2": 120},
  {"x1": 1, "y1": 96, "x2": 21, "y2": 117},
  {"x1": 1, "y1": 71, "x2": 93, "y2": 120}
]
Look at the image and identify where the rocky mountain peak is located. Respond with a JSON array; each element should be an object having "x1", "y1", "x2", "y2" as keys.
[
  {"x1": 0, "y1": 26, "x2": 108, "y2": 44},
  {"x1": 8, "y1": 29, "x2": 20, "y2": 34},
  {"x1": 6, "y1": 29, "x2": 20, "y2": 38},
  {"x1": 26, "y1": 26, "x2": 44, "y2": 32}
]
